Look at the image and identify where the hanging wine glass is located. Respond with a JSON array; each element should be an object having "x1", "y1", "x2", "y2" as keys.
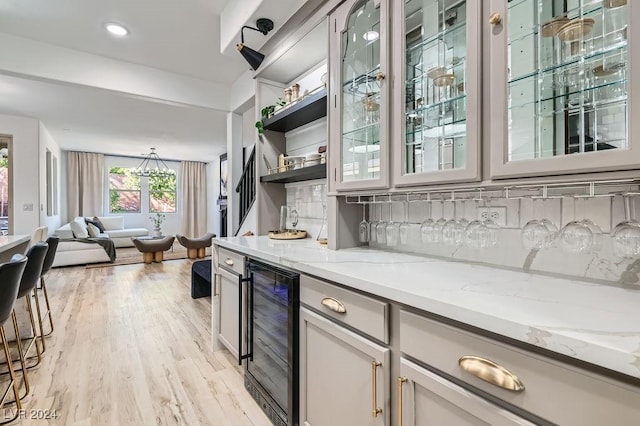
[
  {"x1": 420, "y1": 198, "x2": 436, "y2": 244},
  {"x1": 369, "y1": 203, "x2": 379, "y2": 243},
  {"x1": 612, "y1": 194, "x2": 640, "y2": 258},
  {"x1": 399, "y1": 199, "x2": 411, "y2": 245},
  {"x1": 358, "y1": 203, "x2": 370, "y2": 243},
  {"x1": 386, "y1": 202, "x2": 400, "y2": 247},
  {"x1": 481, "y1": 197, "x2": 499, "y2": 248},
  {"x1": 376, "y1": 203, "x2": 387, "y2": 245},
  {"x1": 442, "y1": 198, "x2": 458, "y2": 246},
  {"x1": 559, "y1": 196, "x2": 594, "y2": 254},
  {"x1": 431, "y1": 198, "x2": 448, "y2": 243}
]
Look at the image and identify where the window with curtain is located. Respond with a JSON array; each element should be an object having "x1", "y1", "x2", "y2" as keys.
[
  {"x1": 149, "y1": 174, "x2": 177, "y2": 213},
  {"x1": 109, "y1": 167, "x2": 141, "y2": 213}
]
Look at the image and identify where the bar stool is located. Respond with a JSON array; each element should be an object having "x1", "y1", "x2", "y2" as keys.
[
  {"x1": 0, "y1": 255, "x2": 27, "y2": 423},
  {"x1": 15, "y1": 242, "x2": 48, "y2": 372},
  {"x1": 35, "y1": 237, "x2": 58, "y2": 350}
]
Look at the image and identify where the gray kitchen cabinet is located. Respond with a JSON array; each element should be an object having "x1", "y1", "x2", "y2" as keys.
[
  {"x1": 329, "y1": 0, "x2": 391, "y2": 192},
  {"x1": 214, "y1": 248, "x2": 246, "y2": 361},
  {"x1": 397, "y1": 357, "x2": 535, "y2": 425},
  {"x1": 488, "y1": 0, "x2": 640, "y2": 179},
  {"x1": 391, "y1": 0, "x2": 482, "y2": 187},
  {"x1": 400, "y1": 309, "x2": 640, "y2": 425},
  {"x1": 299, "y1": 307, "x2": 390, "y2": 426}
]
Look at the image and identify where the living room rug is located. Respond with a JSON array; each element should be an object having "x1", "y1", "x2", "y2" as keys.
[{"x1": 85, "y1": 242, "x2": 211, "y2": 268}]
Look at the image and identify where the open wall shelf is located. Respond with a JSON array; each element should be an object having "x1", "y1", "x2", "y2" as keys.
[
  {"x1": 262, "y1": 89, "x2": 327, "y2": 133},
  {"x1": 260, "y1": 164, "x2": 326, "y2": 184}
]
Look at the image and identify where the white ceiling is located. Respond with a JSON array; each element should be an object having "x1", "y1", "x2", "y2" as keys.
[{"x1": 0, "y1": 0, "x2": 293, "y2": 162}]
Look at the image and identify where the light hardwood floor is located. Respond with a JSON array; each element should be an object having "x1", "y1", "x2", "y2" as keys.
[{"x1": 0, "y1": 259, "x2": 271, "y2": 426}]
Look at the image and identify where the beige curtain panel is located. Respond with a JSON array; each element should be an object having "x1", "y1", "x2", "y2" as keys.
[
  {"x1": 181, "y1": 161, "x2": 207, "y2": 237},
  {"x1": 67, "y1": 151, "x2": 104, "y2": 219}
]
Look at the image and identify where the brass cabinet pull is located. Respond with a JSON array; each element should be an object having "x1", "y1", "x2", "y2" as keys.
[
  {"x1": 213, "y1": 273, "x2": 219, "y2": 296},
  {"x1": 224, "y1": 258, "x2": 234, "y2": 266},
  {"x1": 376, "y1": 72, "x2": 386, "y2": 81},
  {"x1": 321, "y1": 297, "x2": 347, "y2": 314},
  {"x1": 489, "y1": 12, "x2": 502, "y2": 25},
  {"x1": 371, "y1": 361, "x2": 382, "y2": 417},
  {"x1": 397, "y1": 377, "x2": 408, "y2": 426},
  {"x1": 458, "y1": 356, "x2": 525, "y2": 392}
]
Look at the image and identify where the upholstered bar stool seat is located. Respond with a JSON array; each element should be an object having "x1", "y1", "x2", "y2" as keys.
[
  {"x1": 132, "y1": 236, "x2": 175, "y2": 263},
  {"x1": 176, "y1": 233, "x2": 215, "y2": 259}
]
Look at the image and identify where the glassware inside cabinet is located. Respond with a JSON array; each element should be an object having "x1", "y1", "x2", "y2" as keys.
[
  {"x1": 404, "y1": 0, "x2": 468, "y2": 175},
  {"x1": 507, "y1": 0, "x2": 628, "y2": 162},
  {"x1": 341, "y1": 0, "x2": 382, "y2": 182}
]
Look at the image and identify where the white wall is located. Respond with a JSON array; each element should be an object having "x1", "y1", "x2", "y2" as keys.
[
  {"x1": 104, "y1": 155, "x2": 183, "y2": 236},
  {"x1": 0, "y1": 113, "x2": 40, "y2": 235},
  {"x1": 207, "y1": 160, "x2": 221, "y2": 238},
  {"x1": 39, "y1": 123, "x2": 62, "y2": 234}
]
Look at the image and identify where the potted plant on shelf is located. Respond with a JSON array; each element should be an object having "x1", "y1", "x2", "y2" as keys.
[
  {"x1": 256, "y1": 99, "x2": 288, "y2": 135},
  {"x1": 149, "y1": 213, "x2": 166, "y2": 237}
]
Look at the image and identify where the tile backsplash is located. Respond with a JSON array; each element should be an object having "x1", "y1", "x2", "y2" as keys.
[
  {"x1": 363, "y1": 193, "x2": 640, "y2": 287},
  {"x1": 285, "y1": 181, "x2": 327, "y2": 240}
]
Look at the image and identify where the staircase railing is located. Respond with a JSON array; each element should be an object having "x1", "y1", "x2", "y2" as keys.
[{"x1": 235, "y1": 147, "x2": 256, "y2": 235}]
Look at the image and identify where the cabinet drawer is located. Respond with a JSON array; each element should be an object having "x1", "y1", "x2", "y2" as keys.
[
  {"x1": 217, "y1": 248, "x2": 244, "y2": 275},
  {"x1": 400, "y1": 310, "x2": 640, "y2": 425},
  {"x1": 300, "y1": 275, "x2": 388, "y2": 343}
]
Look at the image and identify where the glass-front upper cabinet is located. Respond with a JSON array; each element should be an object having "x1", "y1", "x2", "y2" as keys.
[
  {"x1": 392, "y1": 0, "x2": 481, "y2": 186},
  {"x1": 329, "y1": 0, "x2": 390, "y2": 191},
  {"x1": 490, "y1": 0, "x2": 639, "y2": 178}
]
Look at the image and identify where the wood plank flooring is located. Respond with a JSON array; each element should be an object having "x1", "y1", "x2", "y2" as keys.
[{"x1": 0, "y1": 259, "x2": 271, "y2": 426}]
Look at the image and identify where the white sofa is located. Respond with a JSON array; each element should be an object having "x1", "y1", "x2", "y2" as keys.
[{"x1": 52, "y1": 216, "x2": 149, "y2": 267}]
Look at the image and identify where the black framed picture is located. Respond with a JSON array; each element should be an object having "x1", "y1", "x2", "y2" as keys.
[{"x1": 220, "y1": 153, "x2": 228, "y2": 199}]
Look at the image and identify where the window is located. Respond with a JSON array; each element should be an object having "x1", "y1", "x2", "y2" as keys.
[
  {"x1": 149, "y1": 174, "x2": 177, "y2": 213},
  {"x1": 109, "y1": 167, "x2": 141, "y2": 213}
]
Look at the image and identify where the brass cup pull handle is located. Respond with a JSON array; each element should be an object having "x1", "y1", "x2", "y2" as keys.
[
  {"x1": 321, "y1": 297, "x2": 347, "y2": 314},
  {"x1": 458, "y1": 356, "x2": 525, "y2": 392},
  {"x1": 371, "y1": 361, "x2": 383, "y2": 417},
  {"x1": 489, "y1": 12, "x2": 502, "y2": 26},
  {"x1": 397, "y1": 377, "x2": 408, "y2": 425},
  {"x1": 376, "y1": 72, "x2": 386, "y2": 81},
  {"x1": 224, "y1": 258, "x2": 234, "y2": 266}
]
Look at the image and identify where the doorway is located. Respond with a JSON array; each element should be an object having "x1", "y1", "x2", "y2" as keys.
[{"x1": 0, "y1": 135, "x2": 12, "y2": 235}]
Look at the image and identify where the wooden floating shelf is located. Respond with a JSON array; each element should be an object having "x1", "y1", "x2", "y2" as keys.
[
  {"x1": 262, "y1": 89, "x2": 327, "y2": 133},
  {"x1": 260, "y1": 164, "x2": 327, "y2": 184}
]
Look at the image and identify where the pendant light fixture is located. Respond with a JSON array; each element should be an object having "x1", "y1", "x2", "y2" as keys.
[
  {"x1": 131, "y1": 148, "x2": 176, "y2": 177},
  {"x1": 236, "y1": 18, "x2": 274, "y2": 70}
]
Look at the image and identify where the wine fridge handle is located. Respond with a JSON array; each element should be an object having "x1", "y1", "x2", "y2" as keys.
[{"x1": 238, "y1": 274, "x2": 253, "y2": 365}]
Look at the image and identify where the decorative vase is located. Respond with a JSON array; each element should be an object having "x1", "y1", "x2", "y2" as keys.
[{"x1": 153, "y1": 227, "x2": 162, "y2": 237}]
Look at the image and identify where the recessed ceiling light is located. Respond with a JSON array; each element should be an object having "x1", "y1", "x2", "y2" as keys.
[
  {"x1": 105, "y1": 23, "x2": 129, "y2": 36},
  {"x1": 363, "y1": 31, "x2": 379, "y2": 42}
]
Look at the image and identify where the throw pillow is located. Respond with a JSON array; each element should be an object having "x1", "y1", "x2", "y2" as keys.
[
  {"x1": 85, "y1": 217, "x2": 105, "y2": 232},
  {"x1": 86, "y1": 223, "x2": 100, "y2": 238},
  {"x1": 70, "y1": 221, "x2": 89, "y2": 238}
]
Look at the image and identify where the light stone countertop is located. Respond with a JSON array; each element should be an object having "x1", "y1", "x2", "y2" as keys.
[
  {"x1": 214, "y1": 236, "x2": 640, "y2": 380},
  {"x1": 0, "y1": 234, "x2": 30, "y2": 252}
]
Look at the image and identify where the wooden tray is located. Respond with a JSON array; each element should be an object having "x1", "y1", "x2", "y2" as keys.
[{"x1": 268, "y1": 230, "x2": 307, "y2": 240}]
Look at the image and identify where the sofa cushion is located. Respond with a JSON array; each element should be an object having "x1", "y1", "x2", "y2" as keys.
[
  {"x1": 70, "y1": 221, "x2": 88, "y2": 238},
  {"x1": 106, "y1": 228, "x2": 149, "y2": 239},
  {"x1": 98, "y1": 216, "x2": 124, "y2": 231},
  {"x1": 86, "y1": 223, "x2": 100, "y2": 238},
  {"x1": 54, "y1": 223, "x2": 74, "y2": 239},
  {"x1": 85, "y1": 217, "x2": 105, "y2": 232}
]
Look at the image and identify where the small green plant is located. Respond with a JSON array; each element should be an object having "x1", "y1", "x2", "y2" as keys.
[
  {"x1": 261, "y1": 105, "x2": 275, "y2": 119},
  {"x1": 149, "y1": 213, "x2": 165, "y2": 228},
  {"x1": 255, "y1": 121, "x2": 264, "y2": 135}
]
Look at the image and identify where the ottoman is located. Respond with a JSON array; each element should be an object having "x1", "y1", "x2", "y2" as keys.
[
  {"x1": 176, "y1": 233, "x2": 215, "y2": 259},
  {"x1": 132, "y1": 236, "x2": 175, "y2": 263},
  {"x1": 191, "y1": 260, "x2": 212, "y2": 299}
]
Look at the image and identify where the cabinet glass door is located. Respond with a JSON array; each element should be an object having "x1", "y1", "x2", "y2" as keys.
[
  {"x1": 332, "y1": 0, "x2": 389, "y2": 191},
  {"x1": 491, "y1": 0, "x2": 638, "y2": 178},
  {"x1": 394, "y1": 0, "x2": 481, "y2": 186}
]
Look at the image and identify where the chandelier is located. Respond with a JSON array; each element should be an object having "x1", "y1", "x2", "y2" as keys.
[{"x1": 130, "y1": 148, "x2": 176, "y2": 177}]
